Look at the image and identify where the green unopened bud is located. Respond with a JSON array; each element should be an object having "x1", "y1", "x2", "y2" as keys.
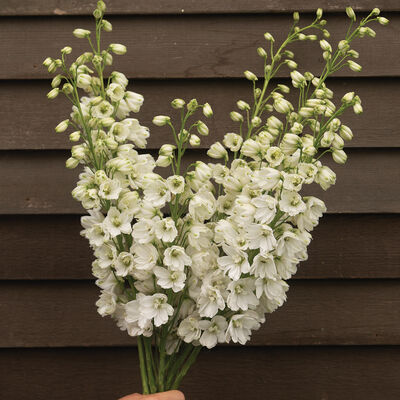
[
  {"x1": 93, "y1": 8, "x2": 102, "y2": 19},
  {"x1": 197, "y1": 121, "x2": 209, "y2": 136},
  {"x1": 264, "y1": 32, "x2": 275, "y2": 42},
  {"x1": 244, "y1": 70, "x2": 258, "y2": 81},
  {"x1": 316, "y1": 8, "x2": 323, "y2": 19},
  {"x1": 51, "y1": 75, "x2": 62, "y2": 88},
  {"x1": 109, "y1": 43, "x2": 127, "y2": 55},
  {"x1": 230, "y1": 111, "x2": 243, "y2": 122},
  {"x1": 348, "y1": 60, "x2": 362, "y2": 72},
  {"x1": 61, "y1": 46, "x2": 72, "y2": 55},
  {"x1": 189, "y1": 134, "x2": 201, "y2": 147},
  {"x1": 353, "y1": 102, "x2": 363, "y2": 114},
  {"x1": 66, "y1": 157, "x2": 79, "y2": 169},
  {"x1": 43, "y1": 57, "x2": 53, "y2": 67},
  {"x1": 55, "y1": 119, "x2": 69, "y2": 133},
  {"x1": 47, "y1": 88, "x2": 59, "y2": 99},
  {"x1": 69, "y1": 131, "x2": 81, "y2": 142},
  {"x1": 237, "y1": 100, "x2": 250, "y2": 110},
  {"x1": 323, "y1": 29, "x2": 330, "y2": 38},
  {"x1": 73, "y1": 28, "x2": 91, "y2": 38},
  {"x1": 257, "y1": 47, "x2": 267, "y2": 58},
  {"x1": 101, "y1": 19, "x2": 113, "y2": 32},
  {"x1": 339, "y1": 125, "x2": 353, "y2": 141},
  {"x1": 371, "y1": 8, "x2": 380, "y2": 16},
  {"x1": 332, "y1": 149, "x2": 347, "y2": 164},
  {"x1": 320, "y1": 39, "x2": 332, "y2": 52},
  {"x1": 97, "y1": 1, "x2": 106, "y2": 11},
  {"x1": 378, "y1": 16, "x2": 389, "y2": 25},
  {"x1": 251, "y1": 116, "x2": 262, "y2": 127},
  {"x1": 171, "y1": 98, "x2": 185, "y2": 109},
  {"x1": 62, "y1": 83, "x2": 73, "y2": 95},
  {"x1": 203, "y1": 103, "x2": 213, "y2": 118},
  {"x1": 341, "y1": 92, "x2": 355, "y2": 104},
  {"x1": 187, "y1": 98, "x2": 198, "y2": 111},
  {"x1": 293, "y1": 11, "x2": 299, "y2": 23},
  {"x1": 286, "y1": 60, "x2": 297, "y2": 70},
  {"x1": 346, "y1": 7, "x2": 356, "y2": 21},
  {"x1": 152, "y1": 115, "x2": 171, "y2": 126}
]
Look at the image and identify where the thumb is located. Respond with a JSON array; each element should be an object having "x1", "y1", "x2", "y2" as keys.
[{"x1": 119, "y1": 394, "x2": 143, "y2": 400}]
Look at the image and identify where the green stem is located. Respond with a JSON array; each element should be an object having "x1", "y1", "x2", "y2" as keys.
[
  {"x1": 137, "y1": 336, "x2": 150, "y2": 395},
  {"x1": 165, "y1": 343, "x2": 193, "y2": 389},
  {"x1": 171, "y1": 346, "x2": 201, "y2": 390},
  {"x1": 144, "y1": 337, "x2": 158, "y2": 393}
]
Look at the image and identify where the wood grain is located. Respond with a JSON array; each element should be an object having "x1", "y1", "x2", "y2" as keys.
[
  {"x1": 0, "y1": 149, "x2": 398, "y2": 214},
  {"x1": 1, "y1": 14, "x2": 397, "y2": 79},
  {"x1": 1, "y1": 214, "x2": 398, "y2": 280},
  {"x1": 1, "y1": 0, "x2": 400, "y2": 16},
  {"x1": 2, "y1": 78, "x2": 399, "y2": 150},
  {"x1": 1, "y1": 346, "x2": 400, "y2": 399},
  {"x1": 0, "y1": 280, "x2": 399, "y2": 347}
]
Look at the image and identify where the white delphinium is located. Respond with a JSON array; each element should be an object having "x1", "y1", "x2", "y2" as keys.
[{"x1": 45, "y1": 2, "x2": 387, "y2": 394}]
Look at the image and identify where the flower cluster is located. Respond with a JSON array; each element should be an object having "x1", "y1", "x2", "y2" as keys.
[{"x1": 44, "y1": 2, "x2": 388, "y2": 393}]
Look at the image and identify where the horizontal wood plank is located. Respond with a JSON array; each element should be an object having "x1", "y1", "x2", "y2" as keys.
[
  {"x1": 3, "y1": 78, "x2": 400, "y2": 150},
  {"x1": 0, "y1": 149, "x2": 398, "y2": 214},
  {"x1": 1, "y1": 14, "x2": 397, "y2": 79},
  {"x1": 1, "y1": 347, "x2": 400, "y2": 399},
  {"x1": 1, "y1": 214, "x2": 398, "y2": 280},
  {"x1": 1, "y1": 1, "x2": 400, "y2": 16},
  {"x1": 1, "y1": 280, "x2": 399, "y2": 347}
]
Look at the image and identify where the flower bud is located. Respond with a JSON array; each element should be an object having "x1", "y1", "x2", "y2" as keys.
[
  {"x1": 171, "y1": 98, "x2": 185, "y2": 109},
  {"x1": 320, "y1": 39, "x2": 332, "y2": 52},
  {"x1": 197, "y1": 121, "x2": 209, "y2": 136},
  {"x1": 152, "y1": 115, "x2": 171, "y2": 126},
  {"x1": 61, "y1": 46, "x2": 72, "y2": 55},
  {"x1": 101, "y1": 19, "x2": 113, "y2": 32},
  {"x1": 230, "y1": 111, "x2": 243, "y2": 122},
  {"x1": 77, "y1": 73, "x2": 92, "y2": 88},
  {"x1": 251, "y1": 116, "x2": 262, "y2": 127},
  {"x1": 346, "y1": 7, "x2": 356, "y2": 21},
  {"x1": 43, "y1": 57, "x2": 53, "y2": 67},
  {"x1": 47, "y1": 88, "x2": 59, "y2": 99},
  {"x1": 378, "y1": 17, "x2": 389, "y2": 25},
  {"x1": 187, "y1": 98, "x2": 198, "y2": 111},
  {"x1": 101, "y1": 117, "x2": 115, "y2": 127},
  {"x1": 332, "y1": 134, "x2": 344, "y2": 149},
  {"x1": 347, "y1": 60, "x2": 362, "y2": 72},
  {"x1": 159, "y1": 144, "x2": 176, "y2": 156},
  {"x1": 341, "y1": 92, "x2": 355, "y2": 104},
  {"x1": 66, "y1": 157, "x2": 79, "y2": 169},
  {"x1": 274, "y1": 98, "x2": 292, "y2": 114},
  {"x1": 207, "y1": 142, "x2": 227, "y2": 159},
  {"x1": 55, "y1": 119, "x2": 69, "y2": 133},
  {"x1": 340, "y1": 125, "x2": 353, "y2": 141},
  {"x1": 244, "y1": 70, "x2": 258, "y2": 81},
  {"x1": 189, "y1": 134, "x2": 201, "y2": 147},
  {"x1": 102, "y1": 51, "x2": 113, "y2": 66},
  {"x1": 69, "y1": 131, "x2": 81, "y2": 142},
  {"x1": 203, "y1": 103, "x2": 213, "y2": 118},
  {"x1": 290, "y1": 70, "x2": 306, "y2": 88},
  {"x1": 93, "y1": 8, "x2": 102, "y2": 19},
  {"x1": 156, "y1": 155, "x2": 172, "y2": 167},
  {"x1": 280, "y1": 133, "x2": 301, "y2": 154},
  {"x1": 372, "y1": 8, "x2": 380, "y2": 16},
  {"x1": 237, "y1": 100, "x2": 250, "y2": 110},
  {"x1": 71, "y1": 145, "x2": 86, "y2": 160},
  {"x1": 62, "y1": 83, "x2": 73, "y2": 95},
  {"x1": 267, "y1": 116, "x2": 283, "y2": 130},
  {"x1": 264, "y1": 32, "x2": 275, "y2": 42},
  {"x1": 286, "y1": 60, "x2": 297, "y2": 70},
  {"x1": 316, "y1": 8, "x2": 323, "y2": 19},
  {"x1": 257, "y1": 47, "x2": 267, "y2": 58},
  {"x1": 97, "y1": 0, "x2": 106, "y2": 11},
  {"x1": 277, "y1": 84, "x2": 290, "y2": 94},
  {"x1": 353, "y1": 102, "x2": 363, "y2": 114},
  {"x1": 109, "y1": 43, "x2": 127, "y2": 55},
  {"x1": 332, "y1": 149, "x2": 347, "y2": 164},
  {"x1": 73, "y1": 28, "x2": 91, "y2": 38}
]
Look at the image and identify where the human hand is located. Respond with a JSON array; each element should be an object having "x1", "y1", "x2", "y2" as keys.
[{"x1": 119, "y1": 390, "x2": 185, "y2": 400}]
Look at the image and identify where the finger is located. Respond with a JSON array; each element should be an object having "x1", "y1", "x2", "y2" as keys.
[
  {"x1": 146, "y1": 390, "x2": 185, "y2": 400},
  {"x1": 118, "y1": 394, "x2": 143, "y2": 400}
]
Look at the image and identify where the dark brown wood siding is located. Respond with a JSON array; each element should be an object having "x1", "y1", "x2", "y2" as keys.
[{"x1": 0, "y1": 2, "x2": 399, "y2": 400}]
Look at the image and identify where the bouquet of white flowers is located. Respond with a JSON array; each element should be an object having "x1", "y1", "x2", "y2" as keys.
[{"x1": 43, "y1": 1, "x2": 388, "y2": 395}]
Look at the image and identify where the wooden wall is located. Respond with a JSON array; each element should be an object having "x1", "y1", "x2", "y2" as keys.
[{"x1": 1, "y1": 1, "x2": 399, "y2": 399}]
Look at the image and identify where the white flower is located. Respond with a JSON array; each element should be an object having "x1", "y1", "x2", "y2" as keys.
[
  {"x1": 154, "y1": 266, "x2": 186, "y2": 292},
  {"x1": 250, "y1": 253, "x2": 277, "y2": 279},
  {"x1": 114, "y1": 252, "x2": 134, "y2": 277},
  {"x1": 123, "y1": 119, "x2": 150, "y2": 149},
  {"x1": 125, "y1": 91, "x2": 144, "y2": 112},
  {"x1": 279, "y1": 190, "x2": 306, "y2": 216},
  {"x1": 197, "y1": 285, "x2": 225, "y2": 318},
  {"x1": 154, "y1": 217, "x2": 178, "y2": 243},
  {"x1": 103, "y1": 207, "x2": 132, "y2": 237},
  {"x1": 140, "y1": 294, "x2": 174, "y2": 327},
  {"x1": 98, "y1": 178, "x2": 122, "y2": 200},
  {"x1": 255, "y1": 278, "x2": 288, "y2": 305},
  {"x1": 92, "y1": 100, "x2": 114, "y2": 118},
  {"x1": 207, "y1": 142, "x2": 227, "y2": 159},
  {"x1": 223, "y1": 133, "x2": 243, "y2": 152},
  {"x1": 199, "y1": 316, "x2": 228, "y2": 349},
  {"x1": 131, "y1": 219, "x2": 156, "y2": 244},
  {"x1": 107, "y1": 83, "x2": 125, "y2": 102},
  {"x1": 178, "y1": 315, "x2": 202, "y2": 343},
  {"x1": 274, "y1": 255, "x2": 297, "y2": 279},
  {"x1": 227, "y1": 278, "x2": 259, "y2": 311},
  {"x1": 188, "y1": 189, "x2": 216, "y2": 222},
  {"x1": 94, "y1": 242, "x2": 117, "y2": 269},
  {"x1": 226, "y1": 312, "x2": 261, "y2": 345},
  {"x1": 96, "y1": 291, "x2": 117, "y2": 316},
  {"x1": 246, "y1": 223, "x2": 277, "y2": 254},
  {"x1": 166, "y1": 175, "x2": 185, "y2": 194},
  {"x1": 143, "y1": 178, "x2": 171, "y2": 208},
  {"x1": 316, "y1": 165, "x2": 336, "y2": 190},
  {"x1": 163, "y1": 246, "x2": 192, "y2": 271},
  {"x1": 265, "y1": 147, "x2": 284, "y2": 167},
  {"x1": 252, "y1": 194, "x2": 277, "y2": 224},
  {"x1": 132, "y1": 243, "x2": 159, "y2": 271},
  {"x1": 218, "y1": 245, "x2": 250, "y2": 281},
  {"x1": 254, "y1": 167, "x2": 281, "y2": 190}
]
